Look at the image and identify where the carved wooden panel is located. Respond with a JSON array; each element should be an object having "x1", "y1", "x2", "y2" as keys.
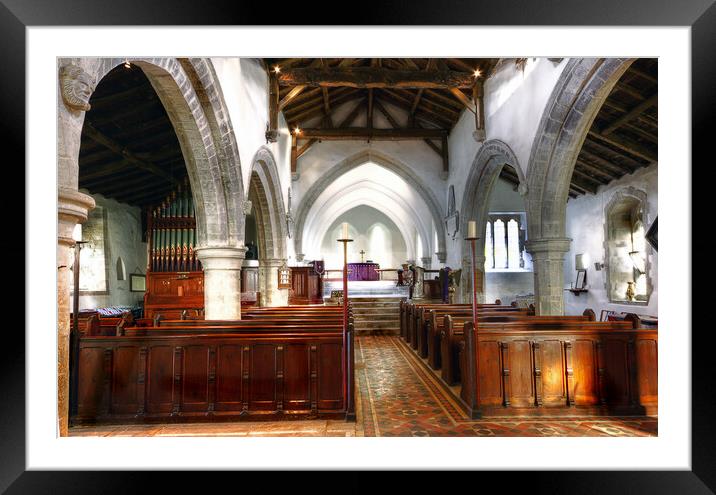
[
  {"x1": 284, "y1": 344, "x2": 311, "y2": 411},
  {"x1": 602, "y1": 338, "x2": 631, "y2": 406},
  {"x1": 181, "y1": 345, "x2": 210, "y2": 412},
  {"x1": 636, "y1": 337, "x2": 658, "y2": 407},
  {"x1": 214, "y1": 344, "x2": 243, "y2": 410},
  {"x1": 508, "y1": 339, "x2": 534, "y2": 407},
  {"x1": 146, "y1": 346, "x2": 174, "y2": 414},
  {"x1": 572, "y1": 339, "x2": 600, "y2": 406},
  {"x1": 110, "y1": 346, "x2": 140, "y2": 414},
  {"x1": 477, "y1": 340, "x2": 503, "y2": 406},
  {"x1": 77, "y1": 347, "x2": 106, "y2": 417},
  {"x1": 317, "y1": 343, "x2": 343, "y2": 410},
  {"x1": 250, "y1": 344, "x2": 277, "y2": 411},
  {"x1": 537, "y1": 339, "x2": 566, "y2": 406}
]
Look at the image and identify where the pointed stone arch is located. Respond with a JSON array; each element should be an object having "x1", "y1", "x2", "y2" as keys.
[{"x1": 293, "y1": 149, "x2": 447, "y2": 263}]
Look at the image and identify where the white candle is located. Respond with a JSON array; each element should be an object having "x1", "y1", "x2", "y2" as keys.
[
  {"x1": 467, "y1": 220, "x2": 477, "y2": 238},
  {"x1": 341, "y1": 222, "x2": 349, "y2": 239}
]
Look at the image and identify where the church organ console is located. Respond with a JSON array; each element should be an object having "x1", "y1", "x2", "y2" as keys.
[{"x1": 144, "y1": 177, "x2": 204, "y2": 319}]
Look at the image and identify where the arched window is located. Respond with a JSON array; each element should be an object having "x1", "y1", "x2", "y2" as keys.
[
  {"x1": 484, "y1": 212, "x2": 530, "y2": 272},
  {"x1": 605, "y1": 188, "x2": 650, "y2": 304},
  {"x1": 116, "y1": 257, "x2": 126, "y2": 281}
]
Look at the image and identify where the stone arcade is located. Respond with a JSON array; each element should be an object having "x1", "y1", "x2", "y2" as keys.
[{"x1": 58, "y1": 57, "x2": 658, "y2": 438}]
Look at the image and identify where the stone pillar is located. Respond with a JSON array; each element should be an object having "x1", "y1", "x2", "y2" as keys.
[
  {"x1": 57, "y1": 187, "x2": 95, "y2": 437},
  {"x1": 525, "y1": 238, "x2": 571, "y2": 315},
  {"x1": 259, "y1": 258, "x2": 288, "y2": 307},
  {"x1": 196, "y1": 246, "x2": 247, "y2": 320}
]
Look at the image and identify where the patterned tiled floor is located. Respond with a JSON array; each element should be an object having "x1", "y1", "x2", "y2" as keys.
[
  {"x1": 69, "y1": 335, "x2": 657, "y2": 437},
  {"x1": 357, "y1": 335, "x2": 657, "y2": 437}
]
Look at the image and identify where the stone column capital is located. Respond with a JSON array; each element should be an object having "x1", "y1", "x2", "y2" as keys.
[
  {"x1": 525, "y1": 237, "x2": 572, "y2": 256},
  {"x1": 260, "y1": 258, "x2": 287, "y2": 268},
  {"x1": 57, "y1": 187, "x2": 95, "y2": 247},
  {"x1": 435, "y1": 251, "x2": 447, "y2": 263},
  {"x1": 195, "y1": 245, "x2": 247, "y2": 270}
]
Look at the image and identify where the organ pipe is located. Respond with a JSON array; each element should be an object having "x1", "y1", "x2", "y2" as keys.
[{"x1": 147, "y1": 177, "x2": 200, "y2": 272}]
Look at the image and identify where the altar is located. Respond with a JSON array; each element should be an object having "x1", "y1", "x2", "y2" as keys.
[{"x1": 347, "y1": 262, "x2": 380, "y2": 281}]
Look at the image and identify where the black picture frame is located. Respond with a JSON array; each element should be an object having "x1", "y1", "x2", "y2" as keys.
[
  {"x1": 129, "y1": 273, "x2": 146, "y2": 292},
  {"x1": 11, "y1": 0, "x2": 709, "y2": 492}
]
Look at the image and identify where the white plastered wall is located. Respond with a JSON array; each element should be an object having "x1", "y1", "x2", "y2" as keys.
[
  {"x1": 445, "y1": 58, "x2": 568, "y2": 269},
  {"x1": 563, "y1": 164, "x2": 658, "y2": 317}
]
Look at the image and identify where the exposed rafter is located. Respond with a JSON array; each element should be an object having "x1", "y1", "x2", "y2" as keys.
[
  {"x1": 82, "y1": 122, "x2": 180, "y2": 185},
  {"x1": 277, "y1": 67, "x2": 476, "y2": 89}
]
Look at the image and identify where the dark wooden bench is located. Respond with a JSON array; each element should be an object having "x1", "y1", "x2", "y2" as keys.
[
  {"x1": 457, "y1": 320, "x2": 658, "y2": 418},
  {"x1": 439, "y1": 311, "x2": 597, "y2": 385}
]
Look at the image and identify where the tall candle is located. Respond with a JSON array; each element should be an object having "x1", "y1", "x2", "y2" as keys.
[
  {"x1": 341, "y1": 222, "x2": 349, "y2": 239},
  {"x1": 467, "y1": 220, "x2": 477, "y2": 238}
]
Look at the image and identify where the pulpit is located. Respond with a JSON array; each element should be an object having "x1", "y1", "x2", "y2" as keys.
[{"x1": 347, "y1": 262, "x2": 380, "y2": 281}]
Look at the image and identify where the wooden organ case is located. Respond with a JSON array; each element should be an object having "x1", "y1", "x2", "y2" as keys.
[{"x1": 144, "y1": 178, "x2": 204, "y2": 319}]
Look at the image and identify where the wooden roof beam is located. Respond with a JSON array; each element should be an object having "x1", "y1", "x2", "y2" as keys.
[
  {"x1": 296, "y1": 97, "x2": 366, "y2": 159},
  {"x1": 588, "y1": 129, "x2": 657, "y2": 163},
  {"x1": 82, "y1": 122, "x2": 180, "y2": 185},
  {"x1": 296, "y1": 127, "x2": 448, "y2": 141},
  {"x1": 602, "y1": 93, "x2": 657, "y2": 135},
  {"x1": 278, "y1": 67, "x2": 475, "y2": 89}
]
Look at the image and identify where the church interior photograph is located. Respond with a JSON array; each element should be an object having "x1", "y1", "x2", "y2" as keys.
[{"x1": 57, "y1": 56, "x2": 658, "y2": 438}]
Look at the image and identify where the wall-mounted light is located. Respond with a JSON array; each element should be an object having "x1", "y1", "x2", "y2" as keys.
[
  {"x1": 575, "y1": 253, "x2": 590, "y2": 271},
  {"x1": 594, "y1": 262, "x2": 606, "y2": 271},
  {"x1": 473, "y1": 68, "x2": 482, "y2": 78},
  {"x1": 293, "y1": 126, "x2": 301, "y2": 135},
  {"x1": 273, "y1": 65, "x2": 281, "y2": 74},
  {"x1": 123, "y1": 59, "x2": 131, "y2": 69}
]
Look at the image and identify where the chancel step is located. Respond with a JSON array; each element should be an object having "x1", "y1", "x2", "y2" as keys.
[{"x1": 348, "y1": 296, "x2": 402, "y2": 335}]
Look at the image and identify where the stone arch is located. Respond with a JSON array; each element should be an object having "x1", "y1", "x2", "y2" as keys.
[
  {"x1": 56, "y1": 57, "x2": 247, "y2": 433},
  {"x1": 247, "y1": 147, "x2": 289, "y2": 307},
  {"x1": 248, "y1": 147, "x2": 288, "y2": 261},
  {"x1": 525, "y1": 57, "x2": 635, "y2": 314},
  {"x1": 58, "y1": 57, "x2": 245, "y2": 249},
  {"x1": 293, "y1": 149, "x2": 446, "y2": 262},
  {"x1": 458, "y1": 139, "x2": 524, "y2": 302}
]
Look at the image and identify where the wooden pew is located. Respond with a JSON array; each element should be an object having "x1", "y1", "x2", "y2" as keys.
[
  {"x1": 400, "y1": 301, "x2": 511, "y2": 343},
  {"x1": 76, "y1": 304, "x2": 357, "y2": 424},
  {"x1": 417, "y1": 306, "x2": 529, "y2": 357},
  {"x1": 408, "y1": 304, "x2": 522, "y2": 351},
  {"x1": 439, "y1": 311, "x2": 596, "y2": 385},
  {"x1": 427, "y1": 308, "x2": 596, "y2": 371},
  {"x1": 458, "y1": 320, "x2": 658, "y2": 418}
]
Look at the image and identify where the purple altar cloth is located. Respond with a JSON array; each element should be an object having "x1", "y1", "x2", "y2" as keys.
[{"x1": 347, "y1": 262, "x2": 380, "y2": 281}]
